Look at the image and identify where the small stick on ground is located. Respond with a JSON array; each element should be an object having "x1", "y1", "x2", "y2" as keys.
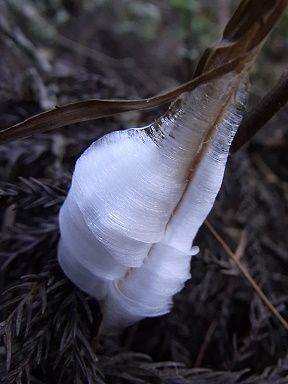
[
  {"x1": 234, "y1": 230, "x2": 247, "y2": 261},
  {"x1": 194, "y1": 319, "x2": 218, "y2": 368},
  {"x1": 205, "y1": 220, "x2": 288, "y2": 331}
]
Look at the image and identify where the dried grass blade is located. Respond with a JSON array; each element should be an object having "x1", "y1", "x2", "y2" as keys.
[
  {"x1": 194, "y1": 0, "x2": 288, "y2": 75},
  {"x1": 205, "y1": 220, "x2": 288, "y2": 331},
  {"x1": 0, "y1": 59, "x2": 244, "y2": 144}
]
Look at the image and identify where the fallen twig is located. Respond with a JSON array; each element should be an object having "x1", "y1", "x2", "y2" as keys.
[{"x1": 205, "y1": 220, "x2": 288, "y2": 331}]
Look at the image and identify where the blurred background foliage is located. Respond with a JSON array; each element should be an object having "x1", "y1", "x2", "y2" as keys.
[{"x1": 3, "y1": 0, "x2": 288, "y2": 94}]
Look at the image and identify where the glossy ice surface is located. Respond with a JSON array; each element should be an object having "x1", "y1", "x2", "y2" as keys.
[{"x1": 58, "y1": 74, "x2": 247, "y2": 332}]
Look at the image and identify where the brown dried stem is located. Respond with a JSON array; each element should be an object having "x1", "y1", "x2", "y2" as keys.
[
  {"x1": 205, "y1": 220, "x2": 288, "y2": 331},
  {"x1": 231, "y1": 71, "x2": 288, "y2": 152}
]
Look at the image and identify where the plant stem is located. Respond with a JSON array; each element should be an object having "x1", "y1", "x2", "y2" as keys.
[{"x1": 231, "y1": 71, "x2": 288, "y2": 153}]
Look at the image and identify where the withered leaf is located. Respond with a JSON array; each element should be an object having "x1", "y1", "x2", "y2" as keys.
[{"x1": 0, "y1": 1, "x2": 287, "y2": 146}]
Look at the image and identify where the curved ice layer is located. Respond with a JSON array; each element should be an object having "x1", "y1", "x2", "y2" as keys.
[
  {"x1": 61, "y1": 74, "x2": 239, "y2": 267},
  {"x1": 102, "y1": 244, "x2": 199, "y2": 332},
  {"x1": 58, "y1": 194, "x2": 127, "y2": 299},
  {"x1": 164, "y1": 81, "x2": 247, "y2": 250},
  {"x1": 58, "y1": 73, "x2": 247, "y2": 331}
]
